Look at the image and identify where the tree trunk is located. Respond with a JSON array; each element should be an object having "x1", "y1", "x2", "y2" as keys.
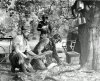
[{"x1": 79, "y1": 1, "x2": 100, "y2": 71}]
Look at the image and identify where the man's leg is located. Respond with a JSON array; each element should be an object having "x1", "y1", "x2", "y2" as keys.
[
  {"x1": 37, "y1": 38, "x2": 50, "y2": 69},
  {"x1": 51, "y1": 40, "x2": 61, "y2": 65},
  {"x1": 9, "y1": 53, "x2": 27, "y2": 73},
  {"x1": 31, "y1": 38, "x2": 49, "y2": 70},
  {"x1": 24, "y1": 58, "x2": 35, "y2": 72},
  {"x1": 19, "y1": 63, "x2": 31, "y2": 76},
  {"x1": 9, "y1": 53, "x2": 16, "y2": 73},
  {"x1": 52, "y1": 52, "x2": 61, "y2": 65},
  {"x1": 19, "y1": 63, "x2": 26, "y2": 72},
  {"x1": 31, "y1": 58, "x2": 46, "y2": 70},
  {"x1": 37, "y1": 38, "x2": 49, "y2": 54},
  {"x1": 26, "y1": 64, "x2": 35, "y2": 72},
  {"x1": 11, "y1": 65, "x2": 16, "y2": 73},
  {"x1": 45, "y1": 54, "x2": 52, "y2": 66}
]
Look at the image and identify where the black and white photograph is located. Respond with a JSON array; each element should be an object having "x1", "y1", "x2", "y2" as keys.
[{"x1": 0, "y1": 0, "x2": 100, "y2": 81}]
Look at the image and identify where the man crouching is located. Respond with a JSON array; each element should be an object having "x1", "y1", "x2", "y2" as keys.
[{"x1": 9, "y1": 26, "x2": 43, "y2": 74}]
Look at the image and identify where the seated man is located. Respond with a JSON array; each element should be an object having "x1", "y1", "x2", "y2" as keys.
[{"x1": 9, "y1": 26, "x2": 42, "y2": 74}]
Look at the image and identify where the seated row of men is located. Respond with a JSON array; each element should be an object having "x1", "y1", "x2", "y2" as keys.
[{"x1": 9, "y1": 15, "x2": 61, "y2": 74}]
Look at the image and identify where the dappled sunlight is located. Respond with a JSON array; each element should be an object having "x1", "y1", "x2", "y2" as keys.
[
  {"x1": 0, "y1": 9, "x2": 7, "y2": 24},
  {"x1": 0, "y1": 0, "x2": 100, "y2": 81},
  {"x1": 0, "y1": 9, "x2": 13, "y2": 30}
]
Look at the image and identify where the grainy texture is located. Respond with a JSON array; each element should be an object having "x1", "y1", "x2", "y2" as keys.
[{"x1": 0, "y1": 63, "x2": 100, "y2": 81}]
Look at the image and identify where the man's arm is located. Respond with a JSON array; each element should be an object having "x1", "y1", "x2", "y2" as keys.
[
  {"x1": 27, "y1": 50, "x2": 53, "y2": 59},
  {"x1": 15, "y1": 45, "x2": 27, "y2": 58},
  {"x1": 26, "y1": 44, "x2": 52, "y2": 59},
  {"x1": 27, "y1": 51, "x2": 42, "y2": 59},
  {"x1": 26, "y1": 44, "x2": 43, "y2": 59}
]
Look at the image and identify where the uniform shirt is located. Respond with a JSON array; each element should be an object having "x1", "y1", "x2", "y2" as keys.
[{"x1": 12, "y1": 35, "x2": 31, "y2": 53}]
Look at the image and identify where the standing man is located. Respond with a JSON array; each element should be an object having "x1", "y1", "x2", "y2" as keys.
[
  {"x1": 31, "y1": 15, "x2": 52, "y2": 70},
  {"x1": 9, "y1": 26, "x2": 43, "y2": 74},
  {"x1": 36, "y1": 14, "x2": 52, "y2": 54}
]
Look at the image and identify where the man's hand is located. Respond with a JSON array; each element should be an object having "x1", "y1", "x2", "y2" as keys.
[
  {"x1": 37, "y1": 54, "x2": 45, "y2": 58},
  {"x1": 27, "y1": 51, "x2": 43, "y2": 59},
  {"x1": 28, "y1": 50, "x2": 52, "y2": 59},
  {"x1": 32, "y1": 54, "x2": 44, "y2": 59},
  {"x1": 36, "y1": 51, "x2": 52, "y2": 59}
]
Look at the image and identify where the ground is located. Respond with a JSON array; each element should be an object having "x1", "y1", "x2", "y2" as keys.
[
  {"x1": 0, "y1": 63, "x2": 100, "y2": 81},
  {"x1": 0, "y1": 39, "x2": 100, "y2": 81}
]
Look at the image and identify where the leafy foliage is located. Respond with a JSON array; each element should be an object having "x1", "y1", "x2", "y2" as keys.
[{"x1": 0, "y1": 0, "x2": 76, "y2": 38}]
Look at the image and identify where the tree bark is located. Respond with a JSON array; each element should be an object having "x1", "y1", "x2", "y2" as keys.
[{"x1": 79, "y1": 1, "x2": 100, "y2": 71}]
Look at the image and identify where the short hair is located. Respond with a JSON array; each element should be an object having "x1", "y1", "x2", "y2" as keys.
[{"x1": 42, "y1": 15, "x2": 48, "y2": 19}]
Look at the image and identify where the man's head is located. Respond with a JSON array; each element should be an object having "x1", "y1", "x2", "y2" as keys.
[
  {"x1": 42, "y1": 15, "x2": 48, "y2": 22},
  {"x1": 53, "y1": 34, "x2": 62, "y2": 43},
  {"x1": 21, "y1": 26, "x2": 30, "y2": 38}
]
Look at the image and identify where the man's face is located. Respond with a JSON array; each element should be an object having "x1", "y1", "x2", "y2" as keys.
[{"x1": 23, "y1": 29, "x2": 30, "y2": 37}]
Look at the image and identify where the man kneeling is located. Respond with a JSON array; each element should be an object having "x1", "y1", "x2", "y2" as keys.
[{"x1": 9, "y1": 26, "x2": 42, "y2": 74}]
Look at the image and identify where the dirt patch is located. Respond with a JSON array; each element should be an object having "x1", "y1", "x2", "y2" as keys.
[{"x1": 0, "y1": 63, "x2": 100, "y2": 81}]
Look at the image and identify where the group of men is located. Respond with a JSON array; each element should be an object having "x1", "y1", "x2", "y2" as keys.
[{"x1": 9, "y1": 14, "x2": 61, "y2": 74}]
